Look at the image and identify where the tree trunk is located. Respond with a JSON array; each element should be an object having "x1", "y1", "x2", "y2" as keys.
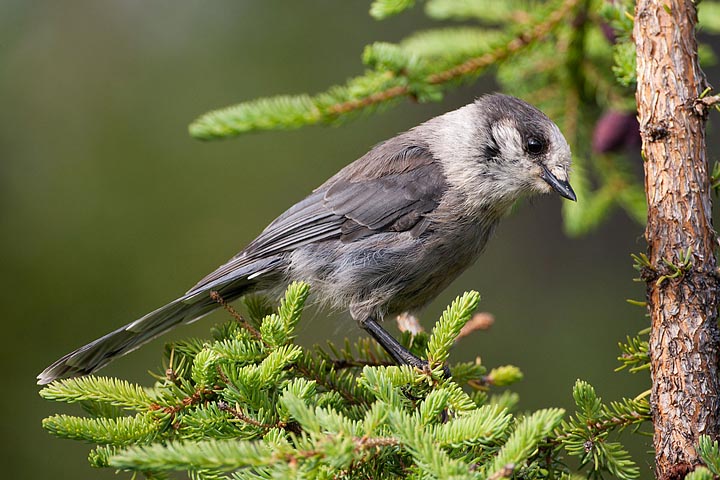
[{"x1": 634, "y1": 1, "x2": 720, "y2": 478}]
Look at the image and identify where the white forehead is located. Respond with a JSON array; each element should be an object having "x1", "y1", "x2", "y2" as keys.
[{"x1": 546, "y1": 121, "x2": 572, "y2": 168}]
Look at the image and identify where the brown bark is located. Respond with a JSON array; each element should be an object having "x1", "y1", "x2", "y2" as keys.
[{"x1": 634, "y1": 1, "x2": 720, "y2": 478}]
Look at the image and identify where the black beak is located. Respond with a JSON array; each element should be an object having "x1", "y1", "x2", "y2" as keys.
[{"x1": 541, "y1": 165, "x2": 576, "y2": 201}]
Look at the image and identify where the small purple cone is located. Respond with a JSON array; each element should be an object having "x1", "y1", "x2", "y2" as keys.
[
  {"x1": 592, "y1": 110, "x2": 641, "y2": 154},
  {"x1": 600, "y1": 21, "x2": 617, "y2": 44}
]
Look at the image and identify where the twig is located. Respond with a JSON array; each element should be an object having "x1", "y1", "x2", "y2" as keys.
[
  {"x1": 487, "y1": 464, "x2": 516, "y2": 480},
  {"x1": 326, "y1": 0, "x2": 579, "y2": 118},
  {"x1": 326, "y1": 85, "x2": 409, "y2": 116},
  {"x1": 210, "y1": 290, "x2": 263, "y2": 340},
  {"x1": 353, "y1": 435, "x2": 400, "y2": 451},
  {"x1": 693, "y1": 89, "x2": 720, "y2": 116},
  {"x1": 552, "y1": 410, "x2": 649, "y2": 444},
  {"x1": 428, "y1": 0, "x2": 578, "y2": 85},
  {"x1": 149, "y1": 387, "x2": 217, "y2": 415},
  {"x1": 217, "y1": 400, "x2": 302, "y2": 433}
]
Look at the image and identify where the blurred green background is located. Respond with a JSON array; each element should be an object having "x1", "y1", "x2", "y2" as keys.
[{"x1": 5, "y1": 1, "x2": 713, "y2": 478}]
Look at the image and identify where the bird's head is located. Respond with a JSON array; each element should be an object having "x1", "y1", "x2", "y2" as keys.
[
  {"x1": 426, "y1": 94, "x2": 575, "y2": 214},
  {"x1": 478, "y1": 94, "x2": 575, "y2": 201}
]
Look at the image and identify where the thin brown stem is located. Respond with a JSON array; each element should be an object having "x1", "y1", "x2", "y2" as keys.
[
  {"x1": 210, "y1": 290, "x2": 263, "y2": 341},
  {"x1": 149, "y1": 387, "x2": 217, "y2": 415},
  {"x1": 218, "y1": 401, "x2": 300, "y2": 433}
]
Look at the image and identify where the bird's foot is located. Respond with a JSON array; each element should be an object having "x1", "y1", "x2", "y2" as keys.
[{"x1": 361, "y1": 317, "x2": 451, "y2": 379}]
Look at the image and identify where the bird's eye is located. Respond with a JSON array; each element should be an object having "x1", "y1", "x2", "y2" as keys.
[{"x1": 527, "y1": 137, "x2": 545, "y2": 155}]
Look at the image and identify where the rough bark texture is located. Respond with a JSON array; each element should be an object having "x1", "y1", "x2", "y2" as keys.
[{"x1": 634, "y1": 2, "x2": 720, "y2": 478}]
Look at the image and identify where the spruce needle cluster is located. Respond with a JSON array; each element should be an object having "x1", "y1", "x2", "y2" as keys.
[{"x1": 42, "y1": 283, "x2": 654, "y2": 479}]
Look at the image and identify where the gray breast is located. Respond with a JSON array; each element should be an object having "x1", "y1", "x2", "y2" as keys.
[{"x1": 287, "y1": 216, "x2": 496, "y2": 322}]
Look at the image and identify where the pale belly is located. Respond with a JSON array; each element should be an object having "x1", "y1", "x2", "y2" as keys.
[{"x1": 287, "y1": 220, "x2": 495, "y2": 321}]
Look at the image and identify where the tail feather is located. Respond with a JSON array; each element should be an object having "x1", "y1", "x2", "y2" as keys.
[
  {"x1": 37, "y1": 256, "x2": 285, "y2": 385},
  {"x1": 37, "y1": 293, "x2": 219, "y2": 385}
]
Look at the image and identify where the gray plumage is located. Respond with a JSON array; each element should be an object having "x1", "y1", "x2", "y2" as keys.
[{"x1": 37, "y1": 93, "x2": 574, "y2": 385}]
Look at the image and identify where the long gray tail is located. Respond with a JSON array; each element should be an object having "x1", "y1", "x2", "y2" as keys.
[{"x1": 37, "y1": 257, "x2": 284, "y2": 385}]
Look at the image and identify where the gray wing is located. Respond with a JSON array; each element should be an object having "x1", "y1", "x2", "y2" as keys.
[
  {"x1": 326, "y1": 161, "x2": 445, "y2": 241},
  {"x1": 191, "y1": 139, "x2": 447, "y2": 291}
]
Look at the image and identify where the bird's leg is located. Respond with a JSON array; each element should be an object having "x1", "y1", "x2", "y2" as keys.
[{"x1": 360, "y1": 317, "x2": 427, "y2": 369}]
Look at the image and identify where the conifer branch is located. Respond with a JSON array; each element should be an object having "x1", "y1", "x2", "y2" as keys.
[
  {"x1": 697, "y1": 435, "x2": 720, "y2": 475},
  {"x1": 353, "y1": 435, "x2": 400, "y2": 450},
  {"x1": 426, "y1": 0, "x2": 579, "y2": 85},
  {"x1": 294, "y1": 359, "x2": 369, "y2": 405},
  {"x1": 324, "y1": 85, "x2": 410, "y2": 117},
  {"x1": 43, "y1": 413, "x2": 160, "y2": 446},
  {"x1": 482, "y1": 408, "x2": 566, "y2": 478},
  {"x1": 217, "y1": 400, "x2": 292, "y2": 432},
  {"x1": 426, "y1": 290, "x2": 480, "y2": 368},
  {"x1": 369, "y1": 0, "x2": 416, "y2": 20},
  {"x1": 150, "y1": 387, "x2": 217, "y2": 415},
  {"x1": 39, "y1": 376, "x2": 155, "y2": 411},
  {"x1": 210, "y1": 290, "x2": 262, "y2": 341},
  {"x1": 189, "y1": 0, "x2": 580, "y2": 140},
  {"x1": 41, "y1": 285, "x2": 651, "y2": 478}
]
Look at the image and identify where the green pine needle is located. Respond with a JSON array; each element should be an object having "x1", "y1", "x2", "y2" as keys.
[
  {"x1": 370, "y1": 0, "x2": 417, "y2": 20},
  {"x1": 686, "y1": 466, "x2": 716, "y2": 480},
  {"x1": 189, "y1": 95, "x2": 321, "y2": 140},
  {"x1": 698, "y1": 435, "x2": 720, "y2": 475},
  {"x1": 487, "y1": 365, "x2": 524, "y2": 386},
  {"x1": 39, "y1": 376, "x2": 155, "y2": 411},
  {"x1": 426, "y1": 0, "x2": 535, "y2": 23},
  {"x1": 40, "y1": 289, "x2": 650, "y2": 477},
  {"x1": 43, "y1": 413, "x2": 160, "y2": 446},
  {"x1": 483, "y1": 408, "x2": 566, "y2": 478},
  {"x1": 277, "y1": 281, "x2": 311, "y2": 338},
  {"x1": 701, "y1": 2, "x2": 720, "y2": 33},
  {"x1": 432, "y1": 403, "x2": 513, "y2": 447},
  {"x1": 110, "y1": 439, "x2": 276, "y2": 471},
  {"x1": 426, "y1": 290, "x2": 481, "y2": 367},
  {"x1": 388, "y1": 408, "x2": 473, "y2": 478}
]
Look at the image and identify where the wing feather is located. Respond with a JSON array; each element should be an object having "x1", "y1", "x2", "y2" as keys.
[{"x1": 191, "y1": 139, "x2": 447, "y2": 291}]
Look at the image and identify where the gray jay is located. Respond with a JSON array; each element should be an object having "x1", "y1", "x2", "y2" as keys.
[{"x1": 37, "y1": 93, "x2": 575, "y2": 385}]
